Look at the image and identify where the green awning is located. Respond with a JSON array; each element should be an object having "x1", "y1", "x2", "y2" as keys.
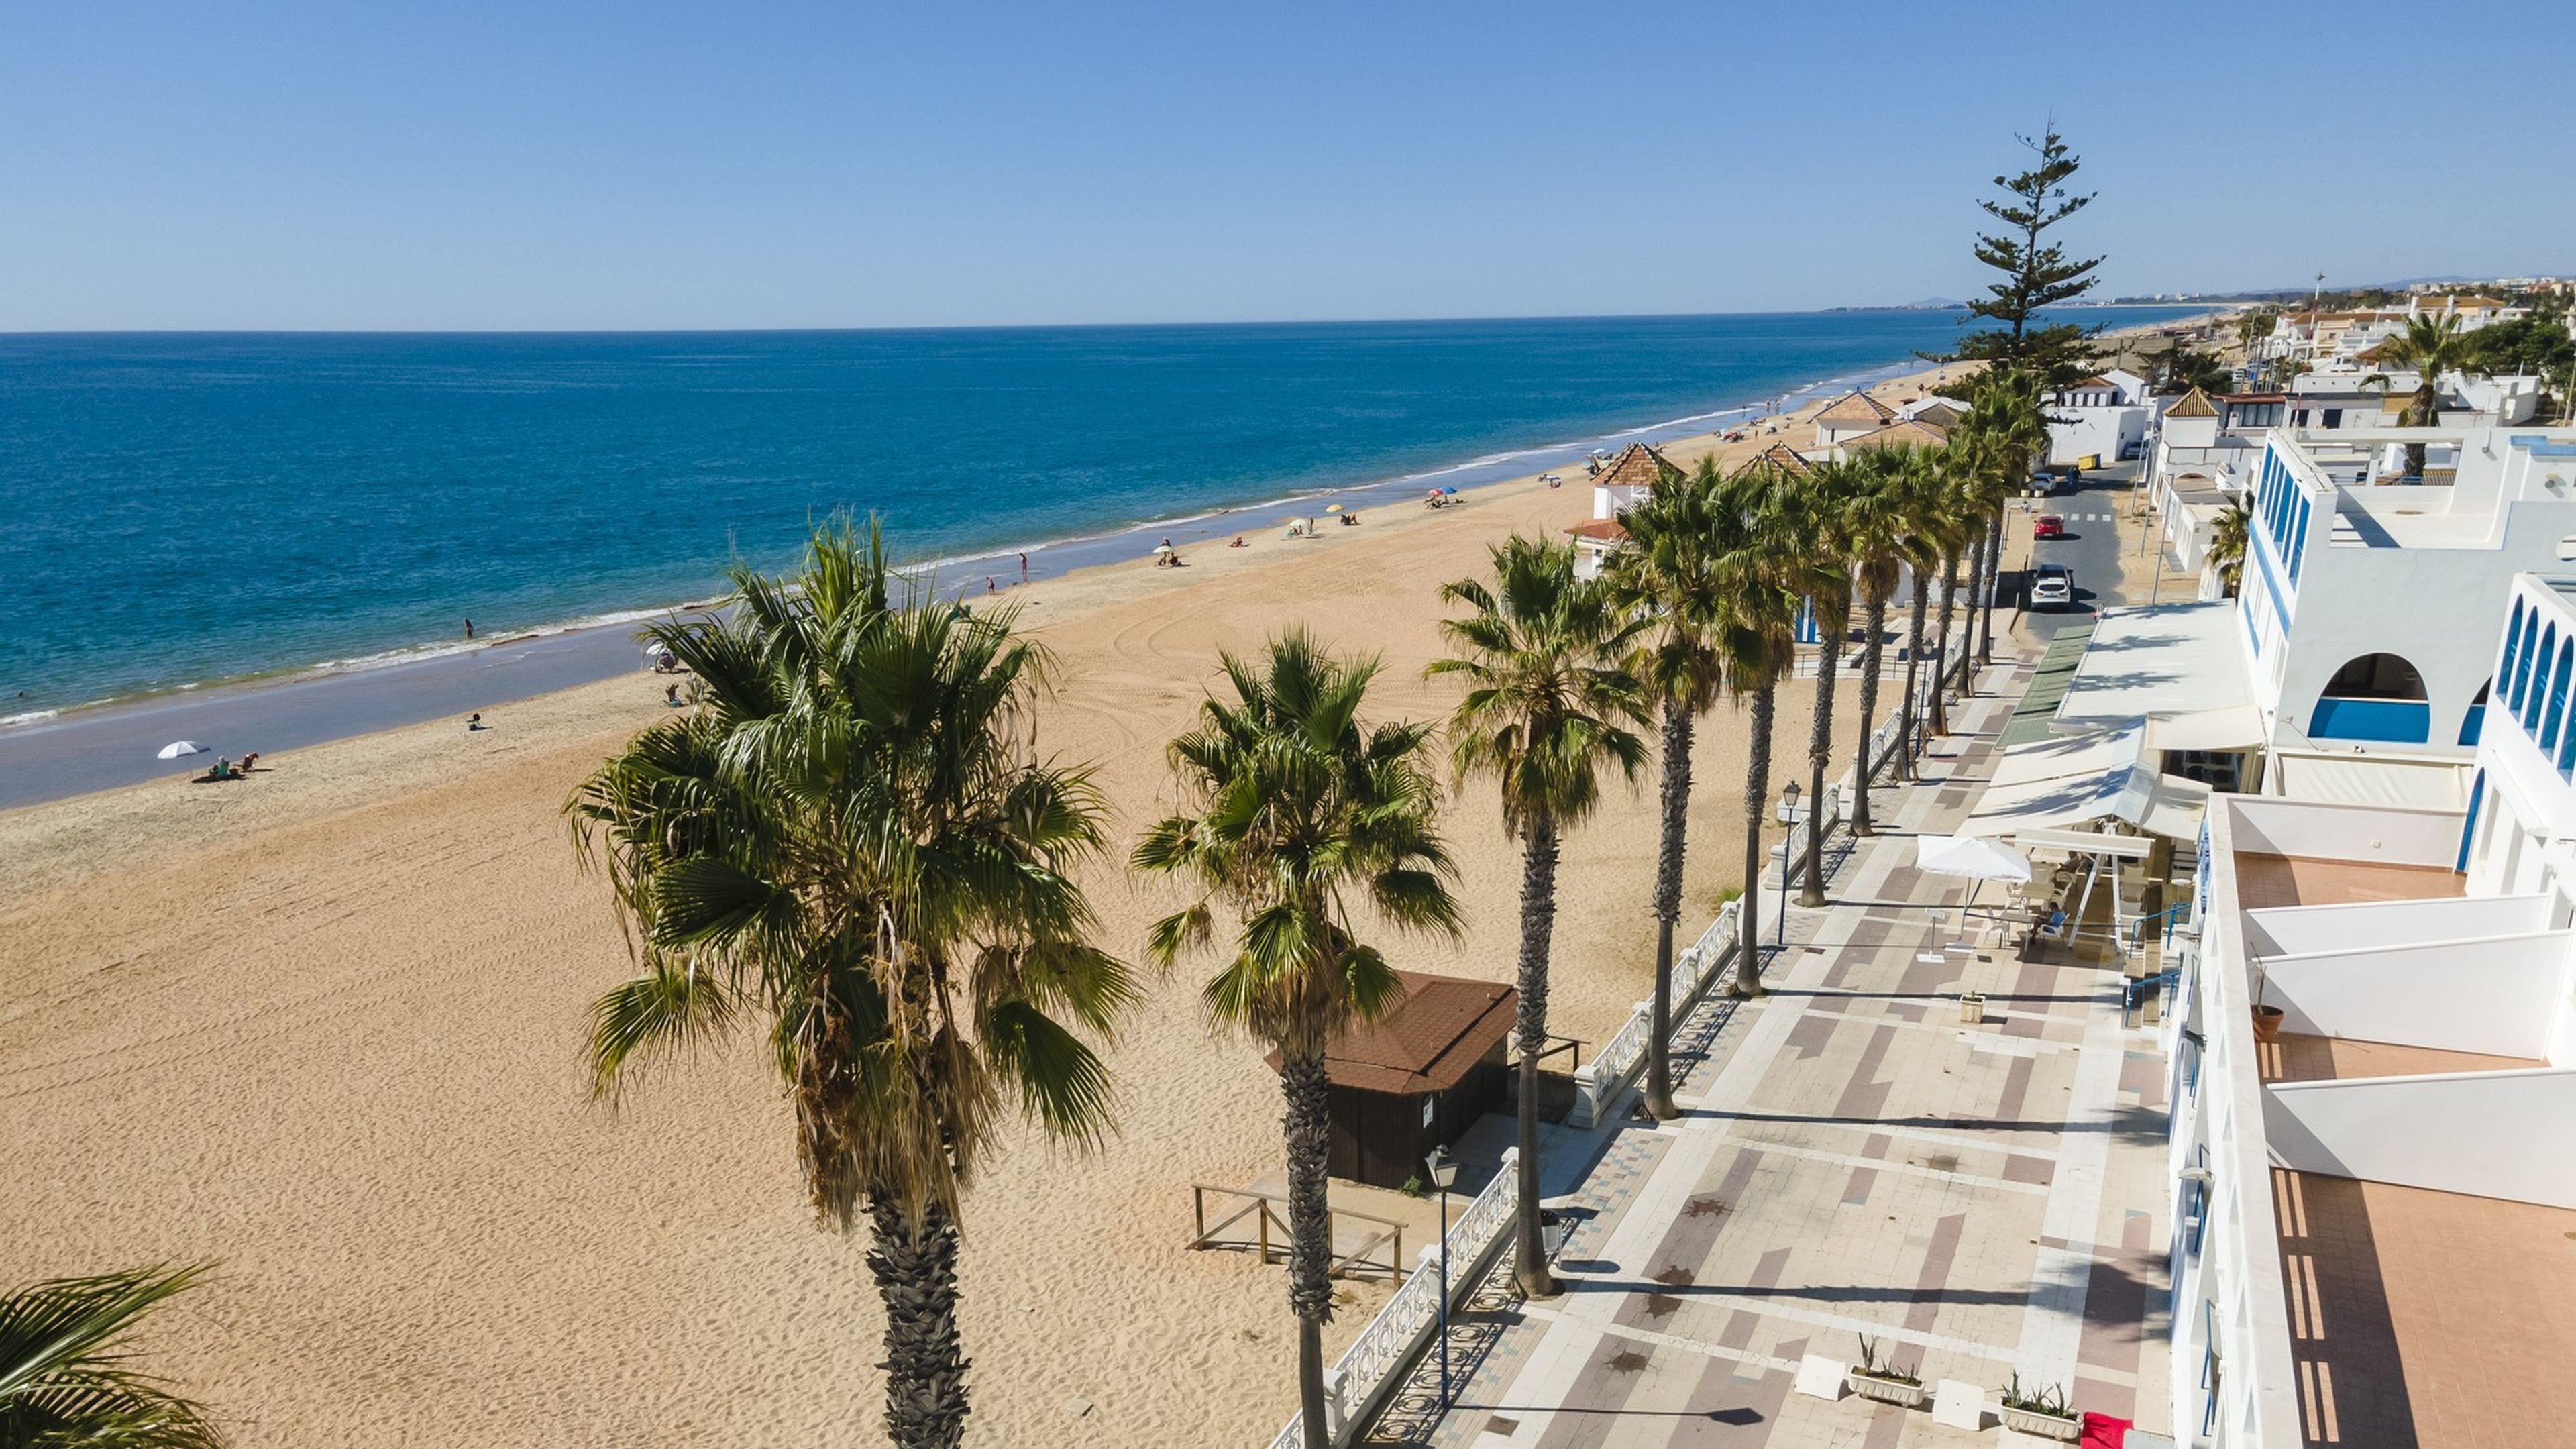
[{"x1": 2002, "y1": 623, "x2": 2096, "y2": 747}]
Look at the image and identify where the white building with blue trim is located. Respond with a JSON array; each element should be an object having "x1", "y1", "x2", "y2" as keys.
[{"x1": 2235, "y1": 425, "x2": 2576, "y2": 753}]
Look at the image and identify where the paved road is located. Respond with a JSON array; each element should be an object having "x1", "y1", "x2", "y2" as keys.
[{"x1": 2007, "y1": 457, "x2": 2151, "y2": 644}]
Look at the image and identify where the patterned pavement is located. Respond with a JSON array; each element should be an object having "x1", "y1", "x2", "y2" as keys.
[{"x1": 1370, "y1": 657, "x2": 2174, "y2": 1448}]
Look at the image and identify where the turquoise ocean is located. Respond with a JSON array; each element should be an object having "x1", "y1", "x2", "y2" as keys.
[{"x1": 0, "y1": 310, "x2": 2195, "y2": 717}]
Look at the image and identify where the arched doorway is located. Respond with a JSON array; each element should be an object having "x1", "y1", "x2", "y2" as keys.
[{"x1": 2309, "y1": 652, "x2": 2430, "y2": 742}]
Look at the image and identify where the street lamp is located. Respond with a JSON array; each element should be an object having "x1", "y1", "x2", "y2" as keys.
[
  {"x1": 1424, "y1": 1146, "x2": 1460, "y2": 1409},
  {"x1": 1777, "y1": 780, "x2": 1801, "y2": 947}
]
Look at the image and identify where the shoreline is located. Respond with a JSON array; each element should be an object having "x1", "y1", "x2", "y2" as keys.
[{"x1": 0, "y1": 352, "x2": 1942, "y2": 808}]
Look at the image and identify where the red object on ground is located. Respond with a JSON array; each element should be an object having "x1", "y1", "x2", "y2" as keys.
[
  {"x1": 2033, "y1": 514, "x2": 2065, "y2": 539},
  {"x1": 2080, "y1": 1412, "x2": 2133, "y2": 1447}
]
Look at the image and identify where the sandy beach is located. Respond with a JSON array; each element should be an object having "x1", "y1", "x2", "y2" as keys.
[{"x1": 1, "y1": 370, "x2": 1964, "y2": 1446}]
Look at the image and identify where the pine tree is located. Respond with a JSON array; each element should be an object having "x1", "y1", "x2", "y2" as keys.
[{"x1": 1939, "y1": 126, "x2": 2104, "y2": 387}]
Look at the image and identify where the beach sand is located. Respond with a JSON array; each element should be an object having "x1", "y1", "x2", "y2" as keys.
[{"x1": 0, "y1": 372, "x2": 1952, "y2": 1447}]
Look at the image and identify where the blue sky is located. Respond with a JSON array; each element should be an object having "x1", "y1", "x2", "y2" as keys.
[{"x1": 6, "y1": 1, "x2": 2571, "y2": 330}]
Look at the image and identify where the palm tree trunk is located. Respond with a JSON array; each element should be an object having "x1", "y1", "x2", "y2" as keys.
[
  {"x1": 1511, "y1": 818, "x2": 1562, "y2": 1299},
  {"x1": 1643, "y1": 702, "x2": 1694, "y2": 1122},
  {"x1": 1977, "y1": 505, "x2": 2004, "y2": 664},
  {"x1": 869, "y1": 1196, "x2": 971, "y2": 1449},
  {"x1": 1929, "y1": 548, "x2": 1960, "y2": 735},
  {"x1": 1732, "y1": 677, "x2": 1778, "y2": 998},
  {"x1": 1852, "y1": 590, "x2": 1889, "y2": 835},
  {"x1": 2405, "y1": 386, "x2": 2436, "y2": 478},
  {"x1": 1900, "y1": 571, "x2": 1929, "y2": 779},
  {"x1": 1801, "y1": 601, "x2": 1843, "y2": 907},
  {"x1": 1279, "y1": 1049, "x2": 1336, "y2": 1449}
]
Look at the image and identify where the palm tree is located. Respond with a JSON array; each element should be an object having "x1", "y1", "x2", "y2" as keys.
[
  {"x1": 1839, "y1": 445, "x2": 1935, "y2": 835},
  {"x1": 567, "y1": 521, "x2": 1135, "y2": 1449},
  {"x1": 2372, "y1": 313, "x2": 2478, "y2": 478},
  {"x1": 2204, "y1": 500, "x2": 2250, "y2": 597},
  {"x1": 1892, "y1": 446, "x2": 1960, "y2": 773},
  {"x1": 1136, "y1": 632, "x2": 1457, "y2": 1448},
  {"x1": 1430, "y1": 536, "x2": 1647, "y2": 1297},
  {"x1": 1919, "y1": 447, "x2": 1980, "y2": 737},
  {"x1": 1792, "y1": 460, "x2": 1863, "y2": 906},
  {"x1": 1957, "y1": 370, "x2": 2048, "y2": 665},
  {"x1": 1713, "y1": 465, "x2": 1846, "y2": 996},
  {"x1": 0, "y1": 1265, "x2": 223, "y2": 1448},
  {"x1": 1602, "y1": 455, "x2": 1731, "y2": 1121}
]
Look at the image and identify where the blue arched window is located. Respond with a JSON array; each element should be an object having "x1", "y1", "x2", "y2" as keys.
[
  {"x1": 2528, "y1": 627, "x2": 2561, "y2": 733},
  {"x1": 2502, "y1": 599, "x2": 2527, "y2": 687},
  {"x1": 2542, "y1": 643, "x2": 2572, "y2": 752},
  {"x1": 2512, "y1": 612, "x2": 2543, "y2": 713},
  {"x1": 2312, "y1": 653, "x2": 2432, "y2": 743},
  {"x1": 2461, "y1": 679, "x2": 2492, "y2": 746}
]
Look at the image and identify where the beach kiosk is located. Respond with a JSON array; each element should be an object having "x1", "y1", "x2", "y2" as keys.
[{"x1": 1269, "y1": 971, "x2": 1515, "y2": 1190}]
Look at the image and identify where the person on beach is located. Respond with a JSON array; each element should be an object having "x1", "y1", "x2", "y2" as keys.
[
  {"x1": 1018, "y1": 551, "x2": 1028, "y2": 582},
  {"x1": 467, "y1": 712, "x2": 484, "y2": 731},
  {"x1": 665, "y1": 683, "x2": 683, "y2": 707},
  {"x1": 1230, "y1": 535, "x2": 1246, "y2": 548},
  {"x1": 239, "y1": 752, "x2": 260, "y2": 773},
  {"x1": 463, "y1": 618, "x2": 474, "y2": 640}
]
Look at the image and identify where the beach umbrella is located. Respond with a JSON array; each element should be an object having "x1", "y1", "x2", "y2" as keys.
[
  {"x1": 1153, "y1": 543, "x2": 1175, "y2": 555},
  {"x1": 1915, "y1": 833, "x2": 2031, "y2": 881},
  {"x1": 1324, "y1": 503, "x2": 1344, "y2": 513},
  {"x1": 157, "y1": 741, "x2": 208, "y2": 760},
  {"x1": 1442, "y1": 486, "x2": 1458, "y2": 494}
]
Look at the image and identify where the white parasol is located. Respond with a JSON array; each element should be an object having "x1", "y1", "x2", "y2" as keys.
[{"x1": 157, "y1": 741, "x2": 208, "y2": 760}]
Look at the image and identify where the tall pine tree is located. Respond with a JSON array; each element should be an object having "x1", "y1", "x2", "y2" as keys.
[{"x1": 1939, "y1": 126, "x2": 2104, "y2": 387}]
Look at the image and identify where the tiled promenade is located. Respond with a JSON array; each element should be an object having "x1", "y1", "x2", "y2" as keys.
[{"x1": 1373, "y1": 657, "x2": 2174, "y2": 1448}]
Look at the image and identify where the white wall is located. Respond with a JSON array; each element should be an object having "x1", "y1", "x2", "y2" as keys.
[
  {"x1": 2263, "y1": 1067, "x2": 2576, "y2": 1208},
  {"x1": 2243, "y1": 893, "x2": 2551, "y2": 957},
  {"x1": 2224, "y1": 797, "x2": 2463, "y2": 867},
  {"x1": 2257, "y1": 930, "x2": 2567, "y2": 1059}
]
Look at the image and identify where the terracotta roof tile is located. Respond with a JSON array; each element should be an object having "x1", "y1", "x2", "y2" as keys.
[
  {"x1": 1753, "y1": 441, "x2": 1813, "y2": 474},
  {"x1": 2165, "y1": 387, "x2": 2220, "y2": 418},
  {"x1": 1591, "y1": 441, "x2": 1678, "y2": 493},
  {"x1": 1838, "y1": 419, "x2": 1949, "y2": 451},
  {"x1": 1813, "y1": 390, "x2": 1898, "y2": 426},
  {"x1": 1566, "y1": 517, "x2": 1629, "y2": 541}
]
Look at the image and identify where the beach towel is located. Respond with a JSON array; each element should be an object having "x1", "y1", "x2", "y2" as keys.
[{"x1": 2080, "y1": 1411, "x2": 2133, "y2": 1448}]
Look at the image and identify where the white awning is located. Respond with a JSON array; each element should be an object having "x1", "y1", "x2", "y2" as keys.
[
  {"x1": 1965, "y1": 724, "x2": 2210, "y2": 841},
  {"x1": 2010, "y1": 826, "x2": 2156, "y2": 860},
  {"x1": 2144, "y1": 704, "x2": 2268, "y2": 753},
  {"x1": 2269, "y1": 750, "x2": 2472, "y2": 812}
]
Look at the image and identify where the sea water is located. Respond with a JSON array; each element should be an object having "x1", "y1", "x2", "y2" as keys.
[{"x1": 0, "y1": 311, "x2": 2194, "y2": 715}]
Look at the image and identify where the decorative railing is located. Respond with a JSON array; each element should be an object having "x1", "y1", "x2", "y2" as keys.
[{"x1": 1265, "y1": 1148, "x2": 1521, "y2": 1449}]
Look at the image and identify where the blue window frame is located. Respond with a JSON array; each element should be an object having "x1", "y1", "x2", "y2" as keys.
[
  {"x1": 2530, "y1": 627, "x2": 2561, "y2": 733},
  {"x1": 2459, "y1": 770, "x2": 2484, "y2": 873},
  {"x1": 2512, "y1": 613, "x2": 2543, "y2": 712},
  {"x1": 2544, "y1": 644, "x2": 2573, "y2": 751},
  {"x1": 2288, "y1": 494, "x2": 2310, "y2": 582},
  {"x1": 2503, "y1": 599, "x2": 2527, "y2": 684}
]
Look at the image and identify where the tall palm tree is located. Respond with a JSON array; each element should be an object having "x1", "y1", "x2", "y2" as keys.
[
  {"x1": 567, "y1": 521, "x2": 1135, "y2": 1449},
  {"x1": 1840, "y1": 445, "x2": 1935, "y2": 833},
  {"x1": 1136, "y1": 632, "x2": 1458, "y2": 1449},
  {"x1": 1430, "y1": 536, "x2": 1647, "y2": 1297},
  {"x1": 1957, "y1": 370, "x2": 2048, "y2": 665},
  {"x1": 1792, "y1": 460, "x2": 1863, "y2": 906},
  {"x1": 0, "y1": 1265, "x2": 223, "y2": 1448},
  {"x1": 1714, "y1": 465, "x2": 1847, "y2": 996},
  {"x1": 1602, "y1": 455, "x2": 1733, "y2": 1121},
  {"x1": 2371, "y1": 313, "x2": 2477, "y2": 479},
  {"x1": 1920, "y1": 447, "x2": 1980, "y2": 737},
  {"x1": 1892, "y1": 446, "x2": 1960, "y2": 773},
  {"x1": 2204, "y1": 500, "x2": 2250, "y2": 597}
]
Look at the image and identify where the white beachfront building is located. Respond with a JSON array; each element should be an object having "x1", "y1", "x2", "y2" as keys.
[
  {"x1": 2165, "y1": 570, "x2": 2576, "y2": 1447},
  {"x1": 2234, "y1": 424, "x2": 2576, "y2": 757},
  {"x1": 2044, "y1": 368, "x2": 2159, "y2": 466},
  {"x1": 1808, "y1": 389, "x2": 1897, "y2": 450}
]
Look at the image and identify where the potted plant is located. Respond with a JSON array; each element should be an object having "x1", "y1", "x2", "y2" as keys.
[
  {"x1": 1959, "y1": 990, "x2": 1987, "y2": 1025},
  {"x1": 1847, "y1": 1335, "x2": 1927, "y2": 1409},
  {"x1": 2251, "y1": 958, "x2": 2284, "y2": 1044},
  {"x1": 1996, "y1": 1375, "x2": 2078, "y2": 1440}
]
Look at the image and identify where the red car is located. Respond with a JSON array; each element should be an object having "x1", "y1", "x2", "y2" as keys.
[{"x1": 2033, "y1": 514, "x2": 2065, "y2": 539}]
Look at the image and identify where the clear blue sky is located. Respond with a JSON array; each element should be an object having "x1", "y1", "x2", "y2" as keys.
[{"x1": 7, "y1": 1, "x2": 2571, "y2": 330}]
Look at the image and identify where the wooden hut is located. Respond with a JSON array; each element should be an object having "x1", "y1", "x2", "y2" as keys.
[{"x1": 1271, "y1": 971, "x2": 1515, "y2": 1190}]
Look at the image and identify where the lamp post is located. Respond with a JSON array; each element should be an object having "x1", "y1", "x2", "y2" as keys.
[
  {"x1": 1777, "y1": 780, "x2": 1801, "y2": 947},
  {"x1": 1424, "y1": 1146, "x2": 1460, "y2": 1410}
]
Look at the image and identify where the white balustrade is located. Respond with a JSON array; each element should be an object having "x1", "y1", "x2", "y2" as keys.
[{"x1": 1267, "y1": 1147, "x2": 1521, "y2": 1449}]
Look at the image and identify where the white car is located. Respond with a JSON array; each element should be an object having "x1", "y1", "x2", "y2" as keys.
[{"x1": 2030, "y1": 565, "x2": 2074, "y2": 609}]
